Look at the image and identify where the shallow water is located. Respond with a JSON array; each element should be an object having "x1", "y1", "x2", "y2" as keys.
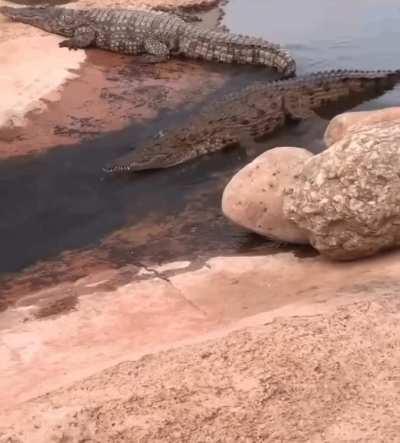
[
  {"x1": 2, "y1": 0, "x2": 400, "y2": 297},
  {"x1": 0, "y1": 62, "x2": 278, "y2": 280},
  {"x1": 224, "y1": 0, "x2": 400, "y2": 72},
  {"x1": 224, "y1": 0, "x2": 400, "y2": 107}
]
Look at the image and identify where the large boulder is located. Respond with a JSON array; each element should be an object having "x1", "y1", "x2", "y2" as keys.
[
  {"x1": 283, "y1": 121, "x2": 400, "y2": 260},
  {"x1": 324, "y1": 107, "x2": 400, "y2": 146},
  {"x1": 222, "y1": 147, "x2": 312, "y2": 244}
]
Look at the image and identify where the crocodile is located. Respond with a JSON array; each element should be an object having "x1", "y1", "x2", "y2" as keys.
[
  {"x1": 103, "y1": 69, "x2": 400, "y2": 173},
  {"x1": 0, "y1": 6, "x2": 296, "y2": 76}
]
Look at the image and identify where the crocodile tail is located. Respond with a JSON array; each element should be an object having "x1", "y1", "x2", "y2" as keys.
[
  {"x1": 285, "y1": 69, "x2": 400, "y2": 114},
  {"x1": 178, "y1": 29, "x2": 296, "y2": 77}
]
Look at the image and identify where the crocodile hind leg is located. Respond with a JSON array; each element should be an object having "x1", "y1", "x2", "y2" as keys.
[
  {"x1": 59, "y1": 26, "x2": 96, "y2": 50},
  {"x1": 135, "y1": 39, "x2": 170, "y2": 63}
]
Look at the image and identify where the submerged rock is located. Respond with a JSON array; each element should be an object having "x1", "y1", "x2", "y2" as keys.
[
  {"x1": 222, "y1": 147, "x2": 312, "y2": 244},
  {"x1": 284, "y1": 121, "x2": 400, "y2": 260},
  {"x1": 324, "y1": 107, "x2": 400, "y2": 146}
]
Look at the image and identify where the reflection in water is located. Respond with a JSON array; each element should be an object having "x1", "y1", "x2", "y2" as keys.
[{"x1": 224, "y1": 0, "x2": 400, "y2": 73}]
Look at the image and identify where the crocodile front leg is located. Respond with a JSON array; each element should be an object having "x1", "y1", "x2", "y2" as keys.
[
  {"x1": 135, "y1": 38, "x2": 170, "y2": 64},
  {"x1": 59, "y1": 26, "x2": 96, "y2": 50}
]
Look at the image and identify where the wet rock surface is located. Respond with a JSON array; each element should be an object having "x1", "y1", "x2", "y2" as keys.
[
  {"x1": 284, "y1": 121, "x2": 400, "y2": 260},
  {"x1": 0, "y1": 50, "x2": 226, "y2": 158},
  {"x1": 222, "y1": 147, "x2": 312, "y2": 244}
]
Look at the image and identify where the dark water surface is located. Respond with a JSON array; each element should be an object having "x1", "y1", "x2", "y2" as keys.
[
  {"x1": 2, "y1": 0, "x2": 400, "y2": 290},
  {"x1": 0, "y1": 65, "x2": 279, "y2": 277}
]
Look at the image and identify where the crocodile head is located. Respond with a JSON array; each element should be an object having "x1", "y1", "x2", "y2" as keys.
[
  {"x1": 103, "y1": 128, "x2": 222, "y2": 174},
  {"x1": 103, "y1": 137, "x2": 186, "y2": 174},
  {"x1": 0, "y1": 6, "x2": 78, "y2": 36}
]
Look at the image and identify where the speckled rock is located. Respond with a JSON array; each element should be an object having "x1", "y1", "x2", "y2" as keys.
[
  {"x1": 222, "y1": 147, "x2": 312, "y2": 244},
  {"x1": 324, "y1": 107, "x2": 400, "y2": 146},
  {"x1": 284, "y1": 121, "x2": 400, "y2": 260}
]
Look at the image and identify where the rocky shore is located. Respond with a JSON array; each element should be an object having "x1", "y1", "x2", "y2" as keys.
[
  {"x1": 2, "y1": 0, "x2": 400, "y2": 441},
  {"x1": 224, "y1": 108, "x2": 400, "y2": 260}
]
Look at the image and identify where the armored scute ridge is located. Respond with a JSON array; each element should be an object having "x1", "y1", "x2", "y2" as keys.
[
  {"x1": 104, "y1": 69, "x2": 400, "y2": 173},
  {"x1": 0, "y1": 6, "x2": 296, "y2": 76}
]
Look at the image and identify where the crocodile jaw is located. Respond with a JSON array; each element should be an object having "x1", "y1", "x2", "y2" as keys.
[
  {"x1": 1, "y1": 6, "x2": 49, "y2": 27},
  {"x1": 0, "y1": 6, "x2": 70, "y2": 36}
]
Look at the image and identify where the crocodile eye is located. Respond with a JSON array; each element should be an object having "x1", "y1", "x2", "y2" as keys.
[{"x1": 61, "y1": 14, "x2": 74, "y2": 25}]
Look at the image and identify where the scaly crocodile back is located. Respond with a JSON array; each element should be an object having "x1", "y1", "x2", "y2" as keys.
[
  {"x1": 80, "y1": 8, "x2": 296, "y2": 75},
  {"x1": 177, "y1": 28, "x2": 296, "y2": 76},
  {"x1": 0, "y1": 5, "x2": 296, "y2": 76},
  {"x1": 105, "y1": 70, "x2": 400, "y2": 173},
  {"x1": 104, "y1": 68, "x2": 400, "y2": 173},
  {"x1": 201, "y1": 69, "x2": 400, "y2": 112}
]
